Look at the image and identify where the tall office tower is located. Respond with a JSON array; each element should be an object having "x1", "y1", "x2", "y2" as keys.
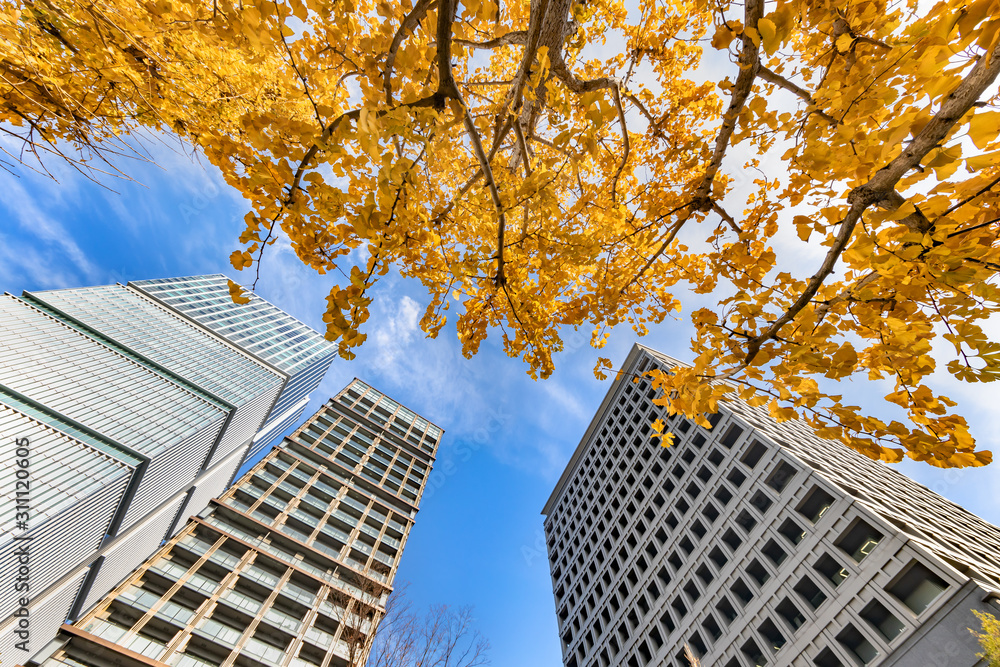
[
  {"x1": 0, "y1": 277, "x2": 335, "y2": 664},
  {"x1": 25, "y1": 380, "x2": 440, "y2": 667},
  {"x1": 542, "y1": 344, "x2": 1000, "y2": 667},
  {"x1": 131, "y1": 275, "x2": 337, "y2": 460}
]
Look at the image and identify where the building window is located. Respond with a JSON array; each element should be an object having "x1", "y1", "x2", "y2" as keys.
[
  {"x1": 741, "y1": 638, "x2": 767, "y2": 666},
  {"x1": 709, "y1": 546, "x2": 729, "y2": 569},
  {"x1": 689, "y1": 632, "x2": 708, "y2": 657},
  {"x1": 797, "y1": 487, "x2": 835, "y2": 524},
  {"x1": 766, "y1": 461, "x2": 798, "y2": 492},
  {"x1": 778, "y1": 518, "x2": 805, "y2": 545},
  {"x1": 716, "y1": 596, "x2": 738, "y2": 624},
  {"x1": 736, "y1": 509, "x2": 759, "y2": 534},
  {"x1": 702, "y1": 614, "x2": 722, "y2": 641},
  {"x1": 722, "y1": 528, "x2": 743, "y2": 552},
  {"x1": 741, "y1": 440, "x2": 769, "y2": 468},
  {"x1": 836, "y1": 623, "x2": 879, "y2": 665},
  {"x1": 750, "y1": 490, "x2": 774, "y2": 515},
  {"x1": 758, "y1": 618, "x2": 787, "y2": 653},
  {"x1": 762, "y1": 539, "x2": 787, "y2": 567},
  {"x1": 814, "y1": 553, "x2": 849, "y2": 588},
  {"x1": 715, "y1": 486, "x2": 734, "y2": 506},
  {"x1": 747, "y1": 559, "x2": 770, "y2": 587},
  {"x1": 835, "y1": 520, "x2": 883, "y2": 562},
  {"x1": 672, "y1": 596, "x2": 688, "y2": 619},
  {"x1": 794, "y1": 575, "x2": 828, "y2": 610},
  {"x1": 813, "y1": 648, "x2": 843, "y2": 667},
  {"x1": 776, "y1": 597, "x2": 805, "y2": 631},
  {"x1": 727, "y1": 468, "x2": 748, "y2": 488},
  {"x1": 731, "y1": 578, "x2": 754, "y2": 606},
  {"x1": 887, "y1": 561, "x2": 949, "y2": 615},
  {"x1": 860, "y1": 599, "x2": 906, "y2": 641},
  {"x1": 721, "y1": 424, "x2": 744, "y2": 448}
]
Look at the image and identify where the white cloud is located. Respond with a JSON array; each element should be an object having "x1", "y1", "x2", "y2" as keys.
[
  {"x1": 0, "y1": 179, "x2": 100, "y2": 285},
  {"x1": 371, "y1": 295, "x2": 422, "y2": 376}
]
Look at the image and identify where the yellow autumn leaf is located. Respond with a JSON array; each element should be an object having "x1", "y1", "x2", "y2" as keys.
[
  {"x1": 757, "y1": 18, "x2": 778, "y2": 53},
  {"x1": 227, "y1": 279, "x2": 252, "y2": 305},
  {"x1": 968, "y1": 110, "x2": 1000, "y2": 150}
]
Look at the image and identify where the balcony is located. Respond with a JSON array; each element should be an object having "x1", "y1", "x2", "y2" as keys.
[{"x1": 263, "y1": 607, "x2": 303, "y2": 634}]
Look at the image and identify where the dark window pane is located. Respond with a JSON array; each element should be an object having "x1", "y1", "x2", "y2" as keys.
[
  {"x1": 741, "y1": 440, "x2": 769, "y2": 468},
  {"x1": 797, "y1": 487, "x2": 835, "y2": 524},
  {"x1": 815, "y1": 553, "x2": 849, "y2": 588},
  {"x1": 836, "y1": 520, "x2": 883, "y2": 562},
  {"x1": 794, "y1": 576, "x2": 827, "y2": 610}
]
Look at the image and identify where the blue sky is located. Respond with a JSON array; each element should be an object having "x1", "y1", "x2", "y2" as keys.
[{"x1": 2, "y1": 141, "x2": 999, "y2": 667}]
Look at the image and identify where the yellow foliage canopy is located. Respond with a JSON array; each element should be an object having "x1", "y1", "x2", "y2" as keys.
[{"x1": 2, "y1": 0, "x2": 1000, "y2": 467}]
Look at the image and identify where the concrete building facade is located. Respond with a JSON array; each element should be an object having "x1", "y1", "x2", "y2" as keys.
[
  {"x1": 0, "y1": 277, "x2": 335, "y2": 664},
  {"x1": 23, "y1": 379, "x2": 439, "y2": 667},
  {"x1": 542, "y1": 344, "x2": 1000, "y2": 667}
]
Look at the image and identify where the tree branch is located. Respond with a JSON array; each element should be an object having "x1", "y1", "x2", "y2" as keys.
[
  {"x1": 455, "y1": 31, "x2": 527, "y2": 50},
  {"x1": 731, "y1": 39, "x2": 1000, "y2": 371},
  {"x1": 758, "y1": 65, "x2": 839, "y2": 125},
  {"x1": 548, "y1": 67, "x2": 630, "y2": 199},
  {"x1": 694, "y1": 0, "x2": 764, "y2": 208},
  {"x1": 384, "y1": 0, "x2": 438, "y2": 104}
]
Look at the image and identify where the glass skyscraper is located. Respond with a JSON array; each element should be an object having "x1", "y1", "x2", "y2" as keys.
[
  {"x1": 131, "y1": 275, "x2": 337, "y2": 461},
  {"x1": 23, "y1": 380, "x2": 439, "y2": 667},
  {"x1": 0, "y1": 277, "x2": 334, "y2": 664}
]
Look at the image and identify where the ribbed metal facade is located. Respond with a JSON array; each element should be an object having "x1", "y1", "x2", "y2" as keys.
[
  {"x1": 0, "y1": 276, "x2": 335, "y2": 666},
  {"x1": 0, "y1": 570, "x2": 87, "y2": 665},
  {"x1": 33, "y1": 381, "x2": 439, "y2": 667},
  {"x1": 245, "y1": 397, "x2": 310, "y2": 464}
]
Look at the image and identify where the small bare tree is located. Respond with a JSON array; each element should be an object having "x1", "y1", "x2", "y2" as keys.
[
  {"x1": 327, "y1": 565, "x2": 390, "y2": 666},
  {"x1": 367, "y1": 585, "x2": 490, "y2": 667}
]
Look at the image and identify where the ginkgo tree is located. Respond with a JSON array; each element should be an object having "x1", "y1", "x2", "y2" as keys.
[{"x1": 2, "y1": 0, "x2": 999, "y2": 468}]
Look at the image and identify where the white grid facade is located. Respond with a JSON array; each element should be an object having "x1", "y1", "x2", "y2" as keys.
[{"x1": 543, "y1": 345, "x2": 1000, "y2": 667}]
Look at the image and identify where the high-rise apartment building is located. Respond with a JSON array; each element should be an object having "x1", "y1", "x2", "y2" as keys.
[
  {"x1": 21, "y1": 380, "x2": 439, "y2": 667},
  {"x1": 0, "y1": 277, "x2": 335, "y2": 664},
  {"x1": 542, "y1": 344, "x2": 1000, "y2": 667}
]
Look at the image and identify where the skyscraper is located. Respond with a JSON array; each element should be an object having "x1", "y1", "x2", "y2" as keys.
[
  {"x1": 542, "y1": 344, "x2": 1000, "y2": 667},
  {"x1": 0, "y1": 277, "x2": 335, "y2": 664},
  {"x1": 24, "y1": 380, "x2": 439, "y2": 667},
  {"x1": 131, "y1": 275, "x2": 337, "y2": 461}
]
